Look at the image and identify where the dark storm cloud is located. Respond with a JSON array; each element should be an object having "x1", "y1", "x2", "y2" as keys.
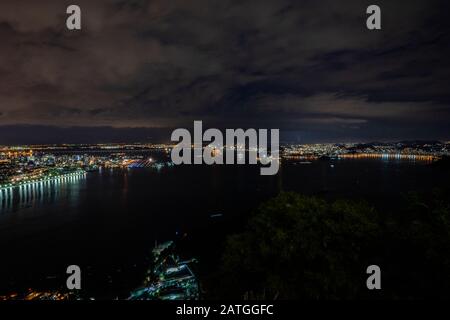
[{"x1": 0, "y1": 0, "x2": 449, "y2": 143}]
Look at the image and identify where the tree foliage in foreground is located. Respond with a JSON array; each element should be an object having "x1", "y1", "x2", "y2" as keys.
[{"x1": 219, "y1": 191, "x2": 450, "y2": 299}]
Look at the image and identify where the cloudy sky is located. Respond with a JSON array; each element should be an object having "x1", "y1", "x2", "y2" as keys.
[{"x1": 0, "y1": 0, "x2": 449, "y2": 144}]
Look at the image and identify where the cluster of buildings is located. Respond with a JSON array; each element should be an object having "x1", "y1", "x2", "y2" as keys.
[
  {"x1": 0, "y1": 148, "x2": 87, "y2": 191},
  {"x1": 0, "y1": 146, "x2": 174, "y2": 186},
  {"x1": 1, "y1": 141, "x2": 448, "y2": 185},
  {"x1": 0, "y1": 241, "x2": 199, "y2": 301},
  {"x1": 1, "y1": 141, "x2": 448, "y2": 187},
  {"x1": 0, "y1": 290, "x2": 75, "y2": 301},
  {"x1": 282, "y1": 141, "x2": 450, "y2": 161},
  {"x1": 129, "y1": 241, "x2": 199, "y2": 300}
]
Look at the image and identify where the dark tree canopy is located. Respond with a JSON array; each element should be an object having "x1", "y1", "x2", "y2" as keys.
[{"x1": 219, "y1": 191, "x2": 450, "y2": 299}]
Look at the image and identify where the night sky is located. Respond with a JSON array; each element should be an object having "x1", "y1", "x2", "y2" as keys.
[{"x1": 0, "y1": 0, "x2": 449, "y2": 144}]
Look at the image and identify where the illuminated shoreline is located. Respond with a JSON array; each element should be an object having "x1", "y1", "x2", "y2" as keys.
[{"x1": 0, "y1": 170, "x2": 86, "y2": 193}]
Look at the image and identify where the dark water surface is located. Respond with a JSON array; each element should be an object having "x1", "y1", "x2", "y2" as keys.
[{"x1": 0, "y1": 159, "x2": 448, "y2": 297}]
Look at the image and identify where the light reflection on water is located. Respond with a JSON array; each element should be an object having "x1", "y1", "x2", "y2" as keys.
[
  {"x1": 0, "y1": 159, "x2": 448, "y2": 296},
  {"x1": 0, "y1": 174, "x2": 86, "y2": 215}
]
